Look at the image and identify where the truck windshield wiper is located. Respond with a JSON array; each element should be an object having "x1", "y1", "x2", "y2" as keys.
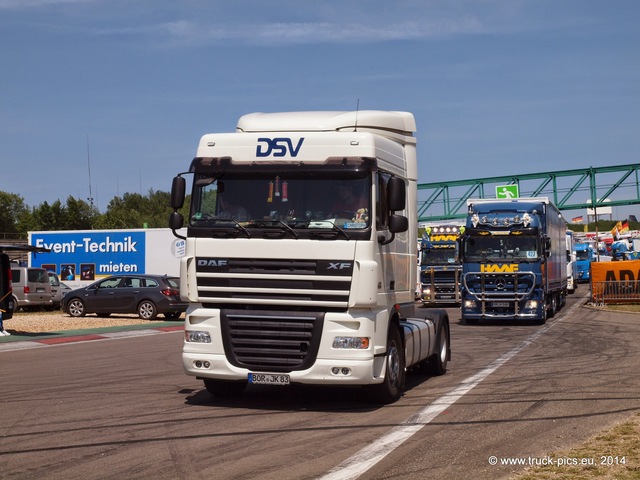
[
  {"x1": 247, "y1": 220, "x2": 299, "y2": 239},
  {"x1": 272, "y1": 220, "x2": 299, "y2": 239},
  {"x1": 192, "y1": 216, "x2": 252, "y2": 238},
  {"x1": 320, "y1": 221, "x2": 350, "y2": 240}
]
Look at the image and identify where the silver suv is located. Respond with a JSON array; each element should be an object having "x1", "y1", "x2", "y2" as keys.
[{"x1": 11, "y1": 266, "x2": 53, "y2": 311}]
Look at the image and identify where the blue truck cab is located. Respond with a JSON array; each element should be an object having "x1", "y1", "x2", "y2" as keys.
[
  {"x1": 574, "y1": 243, "x2": 594, "y2": 282},
  {"x1": 420, "y1": 225, "x2": 463, "y2": 306},
  {"x1": 460, "y1": 197, "x2": 568, "y2": 324}
]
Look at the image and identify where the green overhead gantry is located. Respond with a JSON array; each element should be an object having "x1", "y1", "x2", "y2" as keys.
[{"x1": 417, "y1": 163, "x2": 640, "y2": 222}]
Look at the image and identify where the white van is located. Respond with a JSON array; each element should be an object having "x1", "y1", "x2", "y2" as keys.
[{"x1": 10, "y1": 266, "x2": 53, "y2": 311}]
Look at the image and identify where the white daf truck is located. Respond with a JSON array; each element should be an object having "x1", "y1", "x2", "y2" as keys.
[{"x1": 169, "y1": 111, "x2": 450, "y2": 403}]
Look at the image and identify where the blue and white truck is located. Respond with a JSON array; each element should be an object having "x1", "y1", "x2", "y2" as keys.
[
  {"x1": 460, "y1": 197, "x2": 568, "y2": 324},
  {"x1": 169, "y1": 110, "x2": 450, "y2": 404},
  {"x1": 574, "y1": 242, "x2": 595, "y2": 283}
]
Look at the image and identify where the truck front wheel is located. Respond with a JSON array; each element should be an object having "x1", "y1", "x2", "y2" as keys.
[
  {"x1": 536, "y1": 298, "x2": 548, "y2": 325},
  {"x1": 369, "y1": 325, "x2": 406, "y2": 404}
]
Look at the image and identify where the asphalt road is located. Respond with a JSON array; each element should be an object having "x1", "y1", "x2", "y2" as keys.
[{"x1": 1, "y1": 289, "x2": 638, "y2": 480}]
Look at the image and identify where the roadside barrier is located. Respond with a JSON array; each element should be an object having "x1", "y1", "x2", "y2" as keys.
[{"x1": 592, "y1": 280, "x2": 640, "y2": 306}]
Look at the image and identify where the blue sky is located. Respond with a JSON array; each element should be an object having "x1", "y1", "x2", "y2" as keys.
[{"x1": 1, "y1": 0, "x2": 639, "y2": 217}]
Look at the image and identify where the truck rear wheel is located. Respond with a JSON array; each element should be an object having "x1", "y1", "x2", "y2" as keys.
[
  {"x1": 548, "y1": 294, "x2": 557, "y2": 318},
  {"x1": 424, "y1": 320, "x2": 449, "y2": 376},
  {"x1": 369, "y1": 325, "x2": 405, "y2": 404}
]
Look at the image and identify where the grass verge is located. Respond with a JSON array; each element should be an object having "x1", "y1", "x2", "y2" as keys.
[{"x1": 514, "y1": 413, "x2": 640, "y2": 479}]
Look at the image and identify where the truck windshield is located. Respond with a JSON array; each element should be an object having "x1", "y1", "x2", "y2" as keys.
[
  {"x1": 463, "y1": 234, "x2": 539, "y2": 261},
  {"x1": 576, "y1": 250, "x2": 591, "y2": 261},
  {"x1": 189, "y1": 171, "x2": 371, "y2": 232},
  {"x1": 421, "y1": 248, "x2": 458, "y2": 265}
]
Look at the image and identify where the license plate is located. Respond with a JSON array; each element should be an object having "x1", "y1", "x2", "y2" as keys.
[
  {"x1": 440, "y1": 295, "x2": 454, "y2": 299},
  {"x1": 37, "y1": 288, "x2": 45, "y2": 293},
  {"x1": 248, "y1": 373, "x2": 290, "y2": 385},
  {"x1": 491, "y1": 302, "x2": 509, "y2": 308}
]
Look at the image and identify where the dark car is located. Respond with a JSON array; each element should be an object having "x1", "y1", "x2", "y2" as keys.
[{"x1": 62, "y1": 274, "x2": 188, "y2": 320}]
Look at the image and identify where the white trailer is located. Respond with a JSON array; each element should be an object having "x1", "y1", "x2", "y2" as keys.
[{"x1": 169, "y1": 111, "x2": 450, "y2": 403}]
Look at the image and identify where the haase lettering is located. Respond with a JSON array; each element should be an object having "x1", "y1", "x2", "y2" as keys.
[
  {"x1": 256, "y1": 138, "x2": 305, "y2": 157},
  {"x1": 481, "y1": 264, "x2": 519, "y2": 273},
  {"x1": 430, "y1": 234, "x2": 458, "y2": 242}
]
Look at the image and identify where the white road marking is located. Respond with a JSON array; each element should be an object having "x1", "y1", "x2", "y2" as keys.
[{"x1": 319, "y1": 300, "x2": 581, "y2": 480}]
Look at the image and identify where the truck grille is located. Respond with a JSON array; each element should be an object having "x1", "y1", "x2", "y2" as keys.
[
  {"x1": 421, "y1": 267, "x2": 461, "y2": 302},
  {"x1": 195, "y1": 257, "x2": 353, "y2": 308},
  {"x1": 220, "y1": 309, "x2": 324, "y2": 372},
  {"x1": 462, "y1": 272, "x2": 536, "y2": 300},
  {"x1": 422, "y1": 268, "x2": 460, "y2": 292}
]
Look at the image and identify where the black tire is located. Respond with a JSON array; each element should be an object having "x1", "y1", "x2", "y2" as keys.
[
  {"x1": 67, "y1": 298, "x2": 86, "y2": 317},
  {"x1": 164, "y1": 312, "x2": 182, "y2": 320},
  {"x1": 138, "y1": 300, "x2": 158, "y2": 320},
  {"x1": 369, "y1": 324, "x2": 405, "y2": 404},
  {"x1": 12, "y1": 296, "x2": 21, "y2": 313},
  {"x1": 548, "y1": 294, "x2": 557, "y2": 318},
  {"x1": 203, "y1": 378, "x2": 247, "y2": 397},
  {"x1": 425, "y1": 321, "x2": 449, "y2": 376},
  {"x1": 535, "y1": 298, "x2": 548, "y2": 325}
]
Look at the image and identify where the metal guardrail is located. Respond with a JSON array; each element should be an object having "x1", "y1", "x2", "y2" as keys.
[{"x1": 592, "y1": 281, "x2": 640, "y2": 305}]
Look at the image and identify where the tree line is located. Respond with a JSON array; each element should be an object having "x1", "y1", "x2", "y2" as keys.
[{"x1": 0, "y1": 190, "x2": 190, "y2": 239}]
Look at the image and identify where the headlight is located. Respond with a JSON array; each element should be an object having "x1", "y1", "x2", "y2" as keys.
[
  {"x1": 525, "y1": 300, "x2": 538, "y2": 309},
  {"x1": 463, "y1": 299, "x2": 475, "y2": 308},
  {"x1": 185, "y1": 331, "x2": 211, "y2": 343},
  {"x1": 332, "y1": 336, "x2": 370, "y2": 349}
]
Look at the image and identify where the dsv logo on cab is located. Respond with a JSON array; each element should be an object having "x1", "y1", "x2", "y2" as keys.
[{"x1": 256, "y1": 138, "x2": 305, "y2": 157}]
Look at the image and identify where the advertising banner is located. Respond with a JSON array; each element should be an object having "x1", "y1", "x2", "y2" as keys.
[
  {"x1": 29, "y1": 231, "x2": 146, "y2": 282},
  {"x1": 591, "y1": 259, "x2": 640, "y2": 303}
]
